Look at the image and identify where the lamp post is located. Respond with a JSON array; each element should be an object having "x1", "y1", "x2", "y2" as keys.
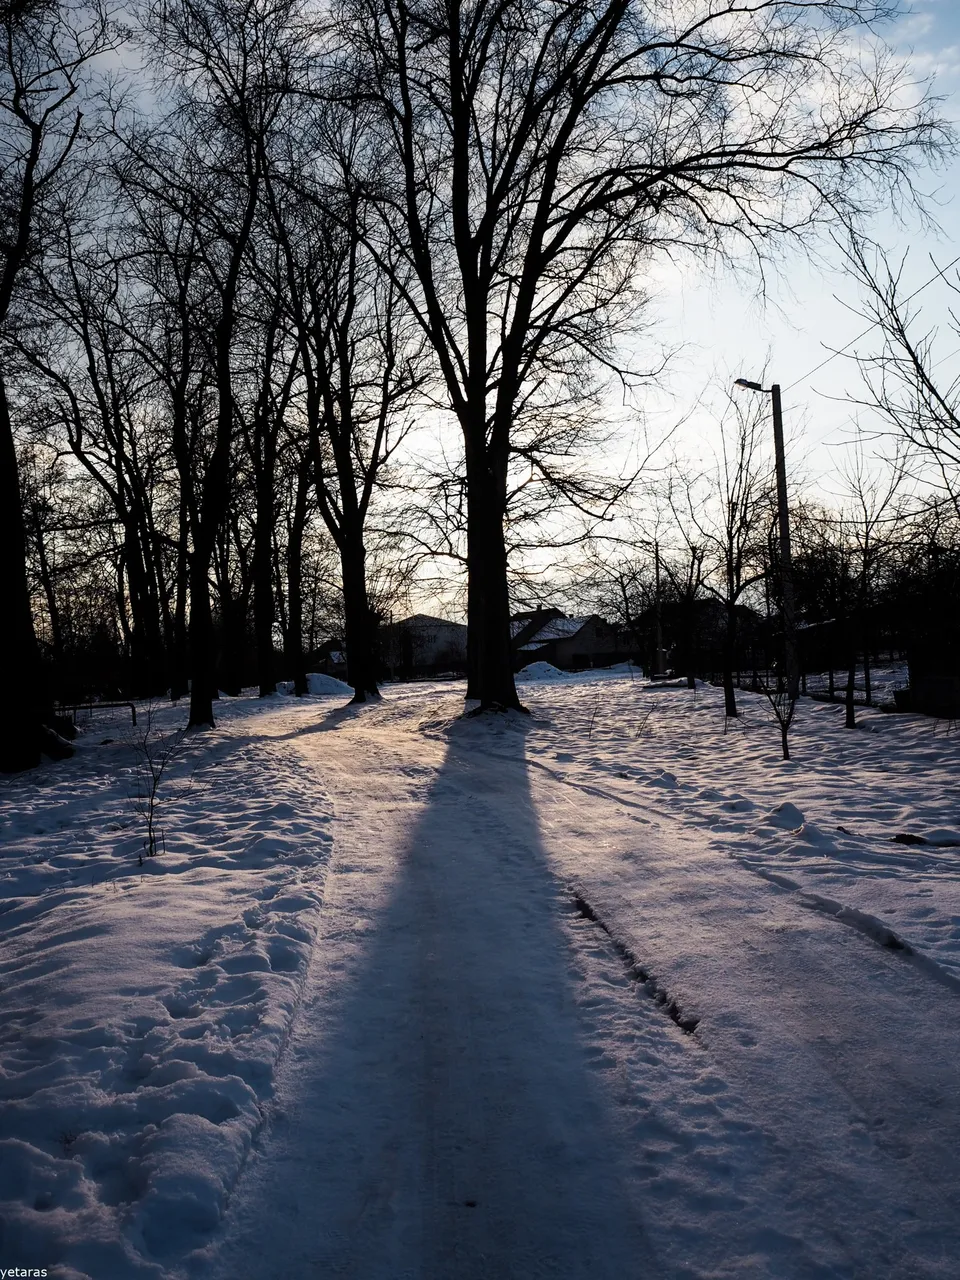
[{"x1": 733, "y1": 378, "x2": 799, "y2": 701}]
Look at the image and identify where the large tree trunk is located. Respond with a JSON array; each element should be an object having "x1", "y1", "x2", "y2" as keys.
[
  {"x1": 170, "y1": 505, "x2": 190, "y2": 701},
  {"x1": 0, "y1": 376, "x2": 70, "y2": 770},
  {"x1": 340, "y1": 533, "x2": 380, "y2": 703},
  {"x1": 187, "y1": 542, "x2": 217, "y2": 727},
  {"x1": 845, "y1": 658, "x2": 857, "y2": 729},
  {"x1": 285, "y1": 463, "x2": 309, "y2": 696},
  {"x1": 466, "y1": 457, "x2": 521, "y2": 711},
  {"x1": 844, "y1": 615, "x2": 858, "y2": 729},
  {"x1": 217, "y1": 579, "x2": 247, "y2": 698},
  {"x1": 253, "y1": 444, "x2": 277, "y2": 697},
  {"x1": 32, "y1": 504, "x2": 63, "y2": 663},
  {"x1": 465, "y1": 504, "x2": 480, "y2": 698},
  {"x1": 124, "y1": 521, "x2": 166, "y2": 698}
]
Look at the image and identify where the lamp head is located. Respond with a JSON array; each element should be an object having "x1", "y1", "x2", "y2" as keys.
[{"x1": 734, "y1": 377, "x2": 765, "y2": 392}]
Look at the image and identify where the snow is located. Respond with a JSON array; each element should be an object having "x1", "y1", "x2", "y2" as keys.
[
  {"x1": 0, "y1": 698, "x2": 333, "y2": 1276},
  {"x1": 275, "y1": 673, "x2": 353, "y2": 696},
  {"x1": 306, "y1": 672, "x2": 354, "y2": 696},
  {"x1": 515, "y1": 660, "x2": 569, "y2": 681},
  {"x1": 4, "y1": 675, "x2": 960, "y2": 1277},
  {"x1": 804, "y1": 661, "x2": 909, "y2": 707}
]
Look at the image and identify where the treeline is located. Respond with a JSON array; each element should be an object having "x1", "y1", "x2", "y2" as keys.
[
  {"x1": 1, "y1": 0, "x2": 948, "y2": 769},
  {"x1": 570, "y1": 426, "x2": 960, "y2": 723}
]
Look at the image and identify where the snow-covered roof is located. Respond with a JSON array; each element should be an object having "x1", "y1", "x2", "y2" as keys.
[{"x1": 524, "y1": 616, "x2": 591, "y2": 644}]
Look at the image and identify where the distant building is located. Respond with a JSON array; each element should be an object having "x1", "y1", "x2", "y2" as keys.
[
  {"x1": 307, "y1": 640, "x2": 347, "y2": 678},
  {"x1": 510, "y1": 607, "x2": 566, "y2": 650},
  {"x1": 380, "y1": 614, "x2": 468, "y2": 678},
  {"x1": 513, "y1": 612, "x2": 633, "y2": 670}
]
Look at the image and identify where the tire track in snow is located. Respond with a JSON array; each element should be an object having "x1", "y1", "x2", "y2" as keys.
[
  {"x1": 569, "y1": 886, "x2": 700, "y2": 1034},
  {"x1": 485, "y1": 741, "x2": 960, "y2": 994}
]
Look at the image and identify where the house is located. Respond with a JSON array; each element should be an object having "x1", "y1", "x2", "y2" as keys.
[
  {"x1": 380, "y1": 614, "x2": 468, "y2": 678},
  {"x1": 307, "y1": 641, "x2": 347, "y2": 679},
  {"x1": 510, "y1": 607, "x2": 565, "y2": 650},
  {"x1": 513, "y1": 612, "x2": 634, "y2": 671}
]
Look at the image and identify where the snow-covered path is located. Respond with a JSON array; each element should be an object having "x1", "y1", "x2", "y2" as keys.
[
  {"x1": 209, "y1": 706, "x2": 654, "y2": 1279},
  {"x1": 207, "y1": 692, "x2": 960, "y2": 1280}
]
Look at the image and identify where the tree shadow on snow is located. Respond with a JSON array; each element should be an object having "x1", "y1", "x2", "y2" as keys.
[{"x1": 211, "y1": 721, "x2": 655, "y2": 1280}]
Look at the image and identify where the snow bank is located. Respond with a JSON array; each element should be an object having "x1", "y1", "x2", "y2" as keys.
[
  {"x1": 515, "y1": 661, "x2": 568, "y2": 682},
  {"x1": 273, "y1": 673, "x2": 354, "y2": 696},
  {"x1": 306, "y1": 672, "x2": 354, "y2": 697},
  {"x1": 0, "y1": 704, "x2": 333, "y2": 1276}
]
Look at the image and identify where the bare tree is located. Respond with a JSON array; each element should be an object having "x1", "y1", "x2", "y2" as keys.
[
  {"x1": 233, "y1": 275, "x2": 301, "y2": 697},
  {"x1": 267, "y1": 111, "x2": 426, "y2": 702},
  {"x1": 672, "y1": 397, "x2": 773, "y2": 716},
  {"x1": 16, "y1": 216, "x2": 176, "y2": 698},
  {"x1": 345, "y1": 0, "x2": 944, "y2": 712},
  {"x1": 110, "y1": 0, "x2": 308, "y2": 727},
  {"x1": 0, "y1": 0, "x2": 117, "y2": 769},
  {"x1": 837, "y1": 447, "x2": 905, "y2": 726},
  {"x1": 843, "y1": 236, "x2": 960, "y2": 516}
]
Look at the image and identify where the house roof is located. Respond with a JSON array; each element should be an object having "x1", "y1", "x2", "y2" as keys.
[
  {"x1": 391, "y1": 613, "x2": 467, "y2": 632},
  {"x1": 522, "y1": 616, "x2": 592, "y2": 645}
]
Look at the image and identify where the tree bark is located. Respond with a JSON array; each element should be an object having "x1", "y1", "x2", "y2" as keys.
[
  {"x1": 0, "y1": 376, "x2": 63, "y2": 770},
  {"x1": 253, "y1": 436, "x2": 277, "y2": 697},
  {"x1": 845, "y1": 624, "x2": 858, "y2": 729},
  {"x1": 465, "y1": 454, "x2": 521, "y2": 710},
  {"x1": 285, "y1": 461, "x2": 310, "y2": 696},
  {"x1": 32, "y1": 503, "x2": 63, "y2": 662},
  {"x1": 170, "y1": 503, "x2": 190, "y2": 700},
  {"x1": 340, "y1": 535, "x2": 380, "y2": 702},
  {"x1": 187, "y1": 541, "x2": 217, "y2": 726}
]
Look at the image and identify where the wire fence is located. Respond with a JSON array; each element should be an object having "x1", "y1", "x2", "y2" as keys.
[{"x1": 704, "y1": 662, "x2": 909, "y2": 710}]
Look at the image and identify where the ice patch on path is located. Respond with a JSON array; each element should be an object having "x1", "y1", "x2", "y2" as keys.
[
  {"x1": 306, "y1": 672, "x2": 354, "y2": 697},
  {"x1": 516, "y1": 661, "x2": 568, "y2": 682}
]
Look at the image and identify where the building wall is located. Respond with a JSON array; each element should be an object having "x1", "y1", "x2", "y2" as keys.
[
  {"x1": 382, "y1": 617, "x2": 468, "y2": 675},
  {"x1": 518, "y1": 617, "x2": 634, "y2": 670}
]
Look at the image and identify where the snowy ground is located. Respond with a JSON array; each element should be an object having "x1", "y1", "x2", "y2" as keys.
[
  {"x1": 2, "y1": 672, "x2": 960, "y2": 1277},
  {"x1": 0, "y1": 694, "x2": 337, "y2": 1276}
]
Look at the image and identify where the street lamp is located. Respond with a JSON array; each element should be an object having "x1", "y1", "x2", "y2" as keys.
[{"x1": 733, "y1": 378, "x2": 799, "y2": 701}]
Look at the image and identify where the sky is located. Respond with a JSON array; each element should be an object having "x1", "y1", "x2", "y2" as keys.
[
  {"x1": 406, "y1": 2, "x2": 960, "y2": 617},
  {"x1": 637, "y1": 1, "x2": 960, "y2": 508}
]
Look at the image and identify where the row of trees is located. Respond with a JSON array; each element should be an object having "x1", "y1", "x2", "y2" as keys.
[
  {"x1": 569, "y1": 412, "x2": 959, "y2": 728},
  {"x1": 1, "y1": 0, "x2": 950, "y2": 770}
]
